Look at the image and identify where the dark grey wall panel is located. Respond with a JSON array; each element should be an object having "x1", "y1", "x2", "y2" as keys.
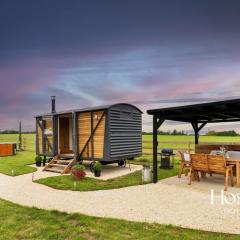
[{"x1": 108, "y1": 104, "x2": 142, "y2": 160}]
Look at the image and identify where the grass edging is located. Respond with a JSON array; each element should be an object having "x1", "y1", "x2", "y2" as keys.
[{"x1": 35, "y1": 167, "x2": 179, "y2": 192}]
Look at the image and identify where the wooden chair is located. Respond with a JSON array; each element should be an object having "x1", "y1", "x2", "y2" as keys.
[
  {"x1": 178, "y1": 151, "x2": 191, "y2": 178},
  {"x1": 189, "y1": 154, "x2": 234, "y2": 191}
]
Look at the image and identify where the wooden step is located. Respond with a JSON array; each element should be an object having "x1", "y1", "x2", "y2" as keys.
[
  {"x1": 55, "y1": 159, "x2": 73, "y2": 165},
  {"x1": 59, "y1": 154, "x2": 74, "y2": 159},
  {"x1": 45, "y1": 167, "x2": 63, "y2": 173},
  {"x1": 49, "y1": 163, "x2": 66, "y2": 168},
  {"x1": 43, "y1": 155, "x2": 76, "y2": 174}
]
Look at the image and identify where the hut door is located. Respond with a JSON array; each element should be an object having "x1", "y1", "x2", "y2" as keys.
[{"x1": 59, "y1": 117, "x2": 72, "y2": 154}]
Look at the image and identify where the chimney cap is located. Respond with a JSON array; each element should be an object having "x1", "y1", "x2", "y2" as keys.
[{"x1": 51, "y1": 96, "x2": 56, "y2": 113}]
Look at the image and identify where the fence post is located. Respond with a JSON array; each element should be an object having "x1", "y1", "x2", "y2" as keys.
[{"x1": 23, "y1": 138, "x2": 26, "y2": 150}]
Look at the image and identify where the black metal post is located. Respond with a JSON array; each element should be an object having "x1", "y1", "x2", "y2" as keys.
[
  {"x1": 194, "y1": 130, "x2": 199, "y2": 145},
  {"x1": 191, "y1": 122, "x2": 207, "y2": 145},
  {"x1": 51, "y1": 96, "x2": 56, "y2": 113},
  {"x1": 42, "y1": 120, "x2": 46, "y2": 156},
  {"x1": 73, "y1": 112, "x2": 78, "y2": 160},
  {"x1": 91, "y1": 112, "x2": 94, "y2": 160},
  {"x1": 191, "y1": 122, "x2": 198, "y2": 145},
  {"x1": 153, "y1": 116, "x2": 165, "y2": 183},
  {"x1": 153, "y1": 115, "x2": 158, "y2": 183}
]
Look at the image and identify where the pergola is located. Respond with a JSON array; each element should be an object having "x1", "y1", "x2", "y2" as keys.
[{"x1": 147, "y1": 98, "x2": 240, "y2": 183}]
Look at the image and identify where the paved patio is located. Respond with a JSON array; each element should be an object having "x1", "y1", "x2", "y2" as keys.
[
  {"x1": 31, "y1": 162, "x2": 142, "y2": 180},
  {"x1": 162, "y1": 174, "x2": 239, "y2": 194}
]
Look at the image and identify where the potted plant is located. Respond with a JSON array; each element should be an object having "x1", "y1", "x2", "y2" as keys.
[
  {"x1": 93, "y1": 161, "x2": 102, "y2": 177},
  {"x1": 71, "y1": 164, "x2": 86, "y2": 180},
  {"x1": 35, "y1": 156, "x2": 42, "y2": 167},
  {"x1": 42, "y1": 157, "x2": 46, "y2": 166}
]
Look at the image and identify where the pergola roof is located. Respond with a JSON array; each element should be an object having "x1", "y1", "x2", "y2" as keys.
[
  {"x1": 147, "y1": 98, "x2": 240, "y2": 123},
  {"x1": 148, "y1": 98, "x2": 240, "y2": 184}
]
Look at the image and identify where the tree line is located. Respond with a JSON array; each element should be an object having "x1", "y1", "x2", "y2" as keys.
[
  {"x1": 142, "y1": 130, "x2": 187, "y2": 135},
  {"x1": 205, "y1": 130, "x2": 239, "y2": 136},
  {"x1": 143, "y1": 130, "x2": 240, "y2": 136},
  {"x1": 0, "y1": 130, "x2": 35, "y2": 134}
]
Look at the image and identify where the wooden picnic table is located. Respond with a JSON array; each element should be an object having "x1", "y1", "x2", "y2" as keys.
[{"x1": 210, "y1": 150, "x2": 240, "y2": 188}]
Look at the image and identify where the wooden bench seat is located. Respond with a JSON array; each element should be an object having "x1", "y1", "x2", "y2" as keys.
[{"x1": 189, "y1": 154, "x2": 234, "y2": 191}]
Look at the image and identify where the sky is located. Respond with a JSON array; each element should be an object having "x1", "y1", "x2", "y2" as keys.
[{"x1": 1, "y1": 0, "x2": 240, "y2": 132}]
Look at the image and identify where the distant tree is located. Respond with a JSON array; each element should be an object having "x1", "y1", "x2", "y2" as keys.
[
  {"x1": 156, "y1": 129, "x2": 187, "y2": 135},
  {"x1": 206, "y1": 130, "x2": 239, "y2": 136},
  {"x1": 0, "y1": 130, "x2": 18, "y2": 134},
  {"x1": 0, "y1": 130, "x2": 35, "y2": 134},
  {"x1": 142, "y1": 130, "x2": 188, "y2": 135},
  {"x1": 172, "y1": 129, "x2": 177, "y2": 135},
  {"x1": 142, "y1": 131, "x2": 152, "y2": 135}
]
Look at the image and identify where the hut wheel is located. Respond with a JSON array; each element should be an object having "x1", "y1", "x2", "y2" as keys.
[
  {"x1": 77, "y1": 155, "x2": 83, "y2": 164},
  {"x1": 90, "y1": 161, "x2": 96, "y2": 172},
  {"x1": 118, "y1": 160, "x2": 126, "y2": 167}
]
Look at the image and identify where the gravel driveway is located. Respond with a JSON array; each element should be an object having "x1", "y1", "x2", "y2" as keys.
[{"x1": 0, "y1": 173, "x2": 239, "y2": 234}]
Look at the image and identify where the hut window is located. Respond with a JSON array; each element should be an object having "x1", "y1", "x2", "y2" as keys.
[
  {"x1": 94, "y1": 114, "x2": 98, "y2": 120},
  {"x1": 44, "y1": 129, "x2": 53, "y2": 135}
]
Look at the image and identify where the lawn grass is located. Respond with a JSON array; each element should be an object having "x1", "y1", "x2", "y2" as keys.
[
  {"x1": 0, "y1": 134, "x2": 36, "y2": 176},
  {"x1": 35, "y1": 167, "x2": 179, "y2": 191},
  {"x1": 0, "y1": 198, "x2": 237, "y2": 240},
  {"x1": 0, "y1": 150, "x2": 36, "y2": 176}
]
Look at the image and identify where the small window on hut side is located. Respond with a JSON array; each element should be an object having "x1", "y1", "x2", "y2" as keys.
[
  {"x1": 44, "y1": 129, "x2": 53, "y2": 135},
  {"x1": 120, "y1": 111, "x2": 133, "y2": 120}
]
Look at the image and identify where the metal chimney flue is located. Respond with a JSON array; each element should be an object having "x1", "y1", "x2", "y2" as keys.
[{"x1": 51, "y1": 96, "x2": 56, "y2": 113}]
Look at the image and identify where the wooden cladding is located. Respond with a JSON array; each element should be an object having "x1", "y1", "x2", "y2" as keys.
[
  {"x1": 78, "y1": 112, "x2": 92, "y2": 158},
  {"x1": 78, "y1": 111, "x2": 105, "y2": 159},
  {"x1": 93, "y1": 111, "x2": 105, "y2": 158}
]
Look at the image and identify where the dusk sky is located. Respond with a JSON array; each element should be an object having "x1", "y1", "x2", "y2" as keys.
[{"x1": 1, "y1": 0, "x2": 240, "y2": 132}]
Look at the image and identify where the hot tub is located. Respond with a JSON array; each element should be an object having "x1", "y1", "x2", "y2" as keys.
[{"x1": 0, "y1": 142, "x2": 17, "y2": 157}]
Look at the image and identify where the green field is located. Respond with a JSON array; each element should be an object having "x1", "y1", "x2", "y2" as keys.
[
  {"x1": 0, "y1": 133, "x2": 240, "y2": 176},
  {"x1": 0, "y1": 198, "x2": 236, "y2": 240},
  {"x1": 0, "y1": 134, "x2": 240, "y2": 239},
  {"x1": 142, "y1": 134, "x2": 240, "y2": 153},
  {"x1": 0, "y1": 134, "x2": 36, "y2": 175}
]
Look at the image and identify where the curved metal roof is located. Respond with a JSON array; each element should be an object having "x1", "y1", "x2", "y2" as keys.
[{"x1": 35, "y1": 103, "x2": 142, "y2": 117}]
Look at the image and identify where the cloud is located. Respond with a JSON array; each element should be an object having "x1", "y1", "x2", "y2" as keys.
[{"x1": 1, "y1": 0, "x2": 240, "y2": 131}]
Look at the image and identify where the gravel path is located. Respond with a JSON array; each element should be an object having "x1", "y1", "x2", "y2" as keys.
[{"x1": 0, "y1": 173, "x2": 240, "y2": 234}]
